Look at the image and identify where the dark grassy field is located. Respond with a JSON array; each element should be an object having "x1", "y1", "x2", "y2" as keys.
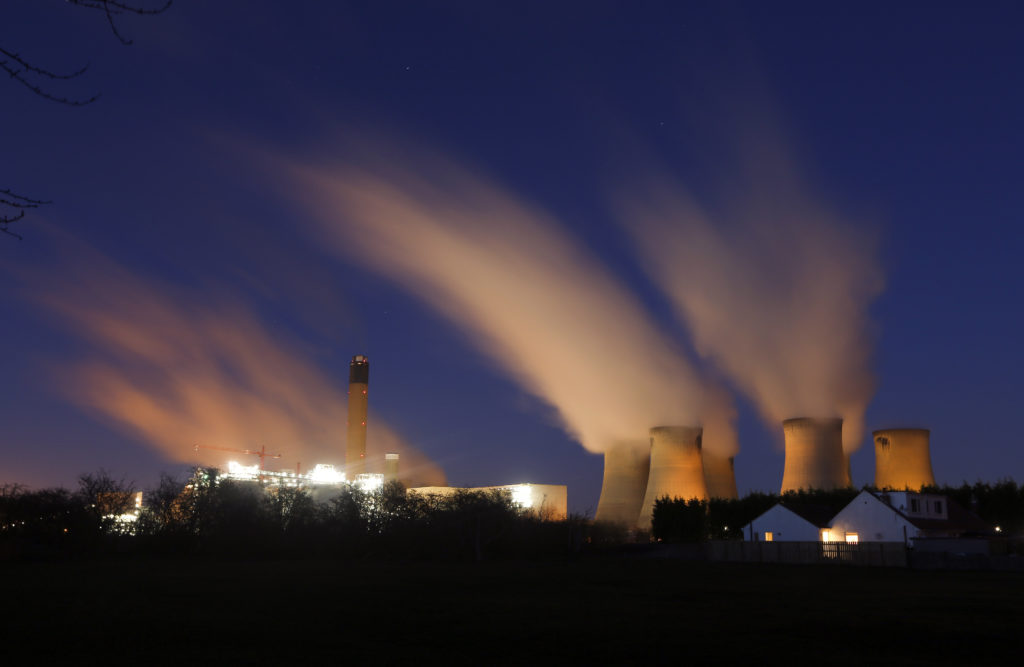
[{"x1": 4, "y1": 556, "x2": 1022, "y2": 665}]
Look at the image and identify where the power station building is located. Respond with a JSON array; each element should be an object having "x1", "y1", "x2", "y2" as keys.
[
  {"x1": 873, "y1": 428, "x2": 935, "y2": 491},
  {"x1": 594, "y1": 442, "x2": 649, "y2": 526},
  {"x1": 637, "y1": 426, "x2": 708, "y2": 528},
  {"x1": 703, "y1": 451, "x2": 739, "y2": 500},
  {"x1": 595, "y1": 425, "x2": 739, "y2": 528},
  {"x1": 409, "y1": 483, "x2": 568, "y2": 520},
  {"x1": 780, "y1": 417, "x2": 851, "y2": 493},
  {"x1": 346, "y1": 354, "x2": 370, "y2": 477}
]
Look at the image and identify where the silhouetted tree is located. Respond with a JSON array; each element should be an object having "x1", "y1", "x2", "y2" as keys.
[
  {"x1": 1, "y1": 1, "x2": 172, "y2": 238},
  {"x1": 76, "y1": 469, "x2": 136, "y2": 535}
]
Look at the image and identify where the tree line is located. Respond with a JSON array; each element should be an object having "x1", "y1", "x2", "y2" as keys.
[{"x1": 0, "y1": 468, "x2": 589, "y2": 561}]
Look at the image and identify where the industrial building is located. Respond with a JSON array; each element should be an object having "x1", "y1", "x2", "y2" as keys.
[
  {"x1": 346, "y1": 354, "x2": 370, "y2": 477},
  {"x1": 702, "y1": 451, "x2": 739, "y2": 500},
  {"x1": 595, "y1": 425, "x2": 739, "y2": 528},
  {"x1": 873, "y1": 428, "x2": 935, "y2": 490},
  {"x1": 779, "y1": 417, "x2": 851, "y2": 493},
  {"x1": 594, "y1": 442, "x2": 649, "y2": 525},
  {"x1": 637, "y1": 426, "x2": 707, "y2": 528},
  {"x1": 408, "y1": 483, "x2": 568, "y2": 520}
]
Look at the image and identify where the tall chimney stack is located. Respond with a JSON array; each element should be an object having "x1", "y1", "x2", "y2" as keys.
[
  {"x1": 873, "y1": 428, "x2": 935, "y2": 491},
  {"x1": 346, "y1": 354, "x2": 369, "y2": 477},
  {"x1": 594, "y1": 441, "x2": 649, "y2": 526},
  {"x1": 637, "y1": 426, "x2": 707, "y2": 529},
  {"x1": 385, "y1": 452, "x2": 400, "y2": 482},
  {"x1": 780, "y1": 417, "x2": 850, "y2": 492}
]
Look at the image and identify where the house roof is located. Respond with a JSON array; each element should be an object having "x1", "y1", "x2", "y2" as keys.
[
  {"x1": 778, "y1": 502, "x2": 836, "y2": 529},
  {"x1": 870, "y1": 492, "x2": 993, "y2": 535}
]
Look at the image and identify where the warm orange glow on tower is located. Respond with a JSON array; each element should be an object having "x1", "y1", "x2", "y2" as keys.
[
  {"x1": 873, "y1": 428, "x2": 935, "y2": 490},
  {"x1": 638, "y1": 426, "x2": 707, "y2": 528},
  {"x1": 346, "y1": 354, "x2": 369, "y2": 476},
  {"x1": 594, "y1": 442, "x2": 649, "y2": 526},
  {"x1": 703, "y1": 451, "x2": 738, "y2": 500},
  {"x1": 780, "y1": 417, "x2": 850, "y2": 492}
]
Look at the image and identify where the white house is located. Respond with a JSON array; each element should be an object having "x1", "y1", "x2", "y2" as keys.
[
  {"x1": 741, "y1": 503, "x2": 836, "y2": 542},
  {"x1": 828, "y1": 490, "x2": 990, "y2": 545}
]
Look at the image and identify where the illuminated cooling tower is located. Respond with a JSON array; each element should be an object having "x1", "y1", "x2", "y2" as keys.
[
  {"x1": 873, "y1": 428, "x2": 935, "y2": 490},
  {"x1": 780, "y1": 417, "x2": 850, "y2": 492},
  {"x1": 346, "y1": 354, "x2": 369, "y2": 477},
  {"x1": 385, "y1": 452, "x2": 400, "y2": 482},
  {"x1": 594, "y1": 442, "x2": 649, "y2": 526},
  {"x1": 703, "y1": 451, "x2": 738, "y2": 500},
  {"x1": 637, "y1": 426, "x2": 707, "y2": 529}
]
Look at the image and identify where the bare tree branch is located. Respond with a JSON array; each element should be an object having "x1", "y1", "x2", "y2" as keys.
[
  {"x1": 2, "y1": 0, "x2": 172, "y2": 236},
  {"x1": 1, "y1": 189, "x2": 51, "y2": 240},
  {"x1": 68, "y1": 0, "x2": 174, "y2": 45}
]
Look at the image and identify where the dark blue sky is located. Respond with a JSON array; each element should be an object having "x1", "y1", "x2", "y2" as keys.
[{"x1": 2, "y1": 1, "x2": 1022, "y2": 513}]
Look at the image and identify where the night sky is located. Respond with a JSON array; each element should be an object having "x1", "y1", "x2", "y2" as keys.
[{"x1": 2, "y1": 1, "x2": 1023, "y2": 514}]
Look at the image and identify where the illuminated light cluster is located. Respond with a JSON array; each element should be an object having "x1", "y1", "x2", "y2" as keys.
[
  {"x1": 308, "y1": 464, "x2": 345, "y2": 485},
  {"x1": 225, "y1": 461, "x2": 261, "y2": 481},
  {"x1": 355, "y1": 473, "x2": 384, "y2": 493},
  {"x1": 510, "y1": 484, "x2": 533, "y2": 509}
]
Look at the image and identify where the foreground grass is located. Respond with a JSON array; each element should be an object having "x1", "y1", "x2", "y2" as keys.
[{"x1": 4, "y1": 556, "x2": 1021, "y2": 665}]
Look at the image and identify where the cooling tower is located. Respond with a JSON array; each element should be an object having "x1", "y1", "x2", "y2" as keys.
[
  {"x1": 385, "y1": 452, "x2": 400, "y2": 482},
  {"x1": 780, "y1": 417, "x2": 850, "y2": 492},
  {"x1": 594, "y1": 442, "x2": 649, "y2": 526},
  {"x1": 703, "y1": 451, "x2": 738, "y2": 500},
  {"x1": 637, "y1": 426, "x2": 707, "y2": 529},
  {"x1": 346, "y1": 354, "x2": 369, "y2": 477},
  {"x1": 873, "y1": 428, "x2": 935, "y2": 490}
]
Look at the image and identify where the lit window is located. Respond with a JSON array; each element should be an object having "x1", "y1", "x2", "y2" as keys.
[
  {"x1": 821, "y1": 529, "x2": 832, "y2": 542},
  {"x1": 764, "y1": 531, "x2": 773, "y2": 542},
  {"x1": 846, "y1": 533, "x2": 859, "y2": 544}
]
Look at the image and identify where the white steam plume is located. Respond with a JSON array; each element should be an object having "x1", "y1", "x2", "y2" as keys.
[
  {"x1": 617, "y1": 157, "x2": 882, "y2": 451},
  {"x1": 282, "y1": 144, "x2": 732, "y2": 454},
  {"x1": 27, "y1": 241, "x2": 446, "y2": 487}
]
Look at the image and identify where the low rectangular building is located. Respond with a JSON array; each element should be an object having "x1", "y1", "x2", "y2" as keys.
[{"x1": 408, "y1": 483, "x2": 567, "y2": 520}]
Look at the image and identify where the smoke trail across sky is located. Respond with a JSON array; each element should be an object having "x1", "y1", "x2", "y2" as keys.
[
  {"x1": 616, "y1": 136, "x2": 883, "y2": 451},
  {"x1": 24, "y1": 239, "x2": 445, "y2": 487},
  {"x1": 282, "y1": 141, "x2": 734, "y2": 455}
]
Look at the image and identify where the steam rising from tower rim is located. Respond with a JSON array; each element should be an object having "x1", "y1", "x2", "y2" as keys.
[{"x1": 280, "y1": 140, "x2": 737, "y2": 456}]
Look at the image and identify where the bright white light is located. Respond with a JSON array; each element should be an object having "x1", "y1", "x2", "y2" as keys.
[
  {"x1": 821, "y1": 529, "x2": 832, "y2": 543},
  {"x1": 309, "y1": 464, "x2": 346, "y2": 485},
  {"x1": 510, "y1": 484, "x2": 533, "y2": 509},
  {"x1": 355, "y1": 473, "x2": 384, "y2": 492},
  {"x1": 225, "y1": 460, "x2": 260, "y2": 481}
]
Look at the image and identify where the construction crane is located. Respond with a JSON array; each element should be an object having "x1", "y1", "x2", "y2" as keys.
[{"x1": 193, "y1": 444, "x2": 282, "y2": 474}]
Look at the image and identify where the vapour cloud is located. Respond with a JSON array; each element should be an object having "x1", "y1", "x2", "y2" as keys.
[
  {"x1": 617, "y1": 151, "x2": 882, "y2": 451},
  {"x1": 29, "y1": 245, "x2": 445, "y2": 487},
  {"x1": 282, "y1": 143, "x2": 734, "y2": 454}
]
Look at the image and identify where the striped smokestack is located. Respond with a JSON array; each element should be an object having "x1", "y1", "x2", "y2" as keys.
[{"x1": 346, "y1": 354, "x2": 369, "y2": 477}]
